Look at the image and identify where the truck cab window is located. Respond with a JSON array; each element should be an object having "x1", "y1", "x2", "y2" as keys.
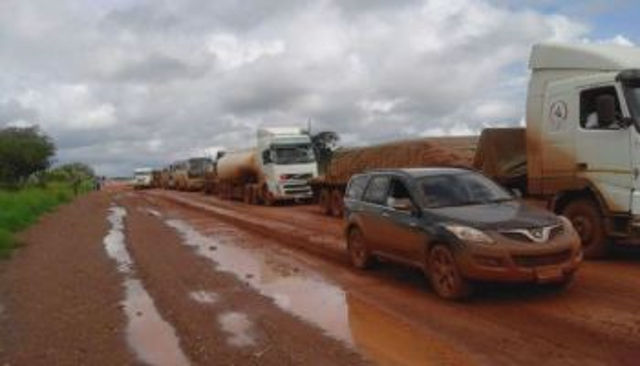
[
  {"x1": 362, "y1": 175, "x2": 390, "y2": 205},
  {"x1": 580, "y1": 86, "x2": 623, "y2": 130}
]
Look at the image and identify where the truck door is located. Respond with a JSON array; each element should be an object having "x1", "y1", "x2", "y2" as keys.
[{"x1": 575, "y1": 85, "x2": 633, "y2": 213}]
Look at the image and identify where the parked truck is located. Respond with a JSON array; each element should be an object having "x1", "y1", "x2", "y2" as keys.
[
  {"x1": 211, "y1": 127, "x2": 319, "y2": 205},
  {"x1": 171, "y1": 157, "x2": 213, "y2": 191},
  {"x1": 330, "y1": 42, "x2": 640, "y2": 258},
  {"x1": 312, "y1": 136, "x2": 477, "y2": 217}
]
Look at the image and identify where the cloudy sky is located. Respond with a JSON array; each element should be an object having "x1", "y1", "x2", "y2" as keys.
[{"x1": 0, "y1": 0, "x2": 637, "y2": 175}]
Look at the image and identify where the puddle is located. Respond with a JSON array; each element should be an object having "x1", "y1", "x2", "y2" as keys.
[
  {"x1": 218, "y1": 311, "x2": 256, "y2": 347},
  {"x1": 167, "y1": 218, "x2": 475, "y2": 366},
  {"x1": 104, "y1": 206, "x2": 190, "y2": 366},
  {"x1": 189, "y1": 290, "x2": 218, "y2": 304},
  {"x1": 146, "y1": 208, "x2": 162, "y2": 218},
  {"x1": 166, "y1": 219, "x2": 353, "y2": 344}
]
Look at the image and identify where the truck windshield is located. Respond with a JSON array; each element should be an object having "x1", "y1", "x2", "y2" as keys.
[
  {"x1": 188, "y1": 158, "x2": 212, "y2": 176},
  {"x1": 418, "y1": 172, "x2": 513, "y2": 209},
  {"x1": 272, "y1": 144, "x2": 315, "y2": 165}
]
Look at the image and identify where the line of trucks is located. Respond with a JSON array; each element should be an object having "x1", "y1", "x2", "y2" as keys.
[{"x1": 136, "y1": 42, "x2": 640, "y2": 259}]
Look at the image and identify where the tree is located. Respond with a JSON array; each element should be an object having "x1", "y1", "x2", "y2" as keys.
[
  {"x1": 0, "y1": 126, "x2": 56, "y2": 186},
  {"x1": 311, "y1": 131, "x2": 340, "y2": 175},
  {"x1": 51, "y1": 162, "x2": 95, "y2": 180}
]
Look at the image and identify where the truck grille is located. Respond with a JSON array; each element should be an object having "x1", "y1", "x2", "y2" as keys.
[
  {"x1": 512, "y1": 250, "x2": 572, "y2": 268},
  {"x1": 283, "y1": 183, "x2": 312, "y2": 195}
]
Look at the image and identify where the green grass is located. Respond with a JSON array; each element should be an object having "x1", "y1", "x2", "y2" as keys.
[{"x1": 0, "y1": 182, "x2": 92, "y2": 258}]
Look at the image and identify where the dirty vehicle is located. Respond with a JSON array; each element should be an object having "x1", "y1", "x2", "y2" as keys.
[
  {"x1": 470, "y1": 42, "x2": 640, "y2": 258},
  {"x1": 133, "y1": 168, "x2": 153, "y2": 189},
  {"x1": 312, "y1": 136, "x2": 476, "y2": 217},
  {"x1": 343, "y1": 168, "x2": 582, "y2": 300},
  {"x1": 213, "y1": 127, "x2": 318, "y2": 204},
  {"x1": 150, "y1": 169, "x2": 163, "y2": 188},
  {"x1": 171, "y1": 157, "x2": 213, "y2": 191}
]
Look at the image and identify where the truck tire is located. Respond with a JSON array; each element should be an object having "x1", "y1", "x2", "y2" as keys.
[
  {"x1": 243, "y1": 186, "x2": 252, "y2": 204},
  {"x1": 347, "y1": 227, "x2": 374, "y2": 269},
  {"x1": 319, "y1": 188, "x2": 331, "y2": 215},
  {"x1": 562, "y1": 199, "x2": 608, "y2": 259},
  {"x1": 427, "y1": 245, "x2": 472, "y2": 300},
  {"x1": 262, "y1": 185, "x2": 275, "y2": 206},
  {"x1": 330, "y1": 189, "x2": 344, "y2": 217}
]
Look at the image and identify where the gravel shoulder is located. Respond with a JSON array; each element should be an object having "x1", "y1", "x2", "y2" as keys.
[{"x1": 0, "y1": 191, "x2": 135, "y2": 365}]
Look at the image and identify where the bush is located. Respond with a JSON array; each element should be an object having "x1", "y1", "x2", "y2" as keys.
[{"x1": 0, "y1": 228, "x2": 15, "y2": 258}]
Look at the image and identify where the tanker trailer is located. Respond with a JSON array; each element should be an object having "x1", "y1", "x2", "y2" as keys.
[
  {"x1": 311, "y1": 136, "x2": 476, "y2": 216},
  {"x1": 215, "y1": 149, "x2": 262, "y2": 202}
]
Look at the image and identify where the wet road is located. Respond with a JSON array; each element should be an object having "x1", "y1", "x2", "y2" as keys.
[
  {"x1": 3, "y1": 188, "x2": 640, "y2": 365},
  {"x1": 147, "y1": 189, "x2": 640, "y2": 366}
]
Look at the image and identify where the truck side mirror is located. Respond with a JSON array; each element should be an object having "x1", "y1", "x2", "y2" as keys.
[{"x1": 596, "y1": 94, "x2": 616, "y2": 127}]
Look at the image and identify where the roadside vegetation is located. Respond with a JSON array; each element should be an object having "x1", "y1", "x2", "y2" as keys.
[{"x1": 0, "y1": 126, "x2": 95, "y2": 257}]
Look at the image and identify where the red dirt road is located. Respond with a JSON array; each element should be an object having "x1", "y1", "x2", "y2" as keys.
[
  {"x1": 3, "y1": 187, "x2": 640, "y2": 365},
  {"x1": 148, "y1": 189, "x2": 640, "y2": 366}
]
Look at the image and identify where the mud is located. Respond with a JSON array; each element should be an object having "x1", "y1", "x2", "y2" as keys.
[
  {"x1": 103, "y1": 205, "x2": 189, "y2": 366},
  {"x1": 152, "y1": 189, "x2": 640, "y2": 365},
  {"x1": 166, "y1": 218, "x2": 353, "y2": 344}
]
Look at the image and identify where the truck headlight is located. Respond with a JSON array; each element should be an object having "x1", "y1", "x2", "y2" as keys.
[{"x1": 444, "y1": 225, "x2": 495, "y2": 244}]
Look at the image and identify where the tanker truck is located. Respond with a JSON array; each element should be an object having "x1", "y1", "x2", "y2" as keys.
[
  {"x1": 312, "y1": 136, "x2": 477, "y2": 216},
  {"x1": 213, "y1": 127, "x2": 318, "y2": 204}
]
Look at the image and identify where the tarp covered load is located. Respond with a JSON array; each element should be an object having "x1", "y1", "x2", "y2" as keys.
[
  {"x1": 325, "y1": 136, "x2": 477, "y2": 183},
  {"x1": 473, "y1": 128, "x2": 527, "y2": 184}
]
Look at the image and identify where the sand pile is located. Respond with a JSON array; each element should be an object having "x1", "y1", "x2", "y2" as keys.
[{"x1": 326, "y1": 137, "x2": 475, "y2": 182}]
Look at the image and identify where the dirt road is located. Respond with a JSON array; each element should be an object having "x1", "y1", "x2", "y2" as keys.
[{"x1": 2, "y1": 188, "x2": 640, "y2": 365}]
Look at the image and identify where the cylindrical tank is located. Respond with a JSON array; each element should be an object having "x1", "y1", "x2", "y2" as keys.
[{"x1": 215, "y1": 149, "x2": 260, "y2": 184}]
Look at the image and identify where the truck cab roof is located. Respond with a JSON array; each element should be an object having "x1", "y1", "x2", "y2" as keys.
[{"x1": 531, "y1": 42, "x2": 640, "y2": 71}]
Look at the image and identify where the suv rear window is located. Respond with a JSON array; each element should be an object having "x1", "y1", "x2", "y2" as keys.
[
  {"x1": 362, "y1": 175, "x2": 390, "y2": 204},
  {"x1": 346, "y1": 175, "x2": 369, "y2": 200}
]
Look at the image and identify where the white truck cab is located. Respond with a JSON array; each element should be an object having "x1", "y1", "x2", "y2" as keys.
[
  {"x1": 133, "y1": 167, "x2": 153, "y2": 189},
  {"x1": 257, "y1": 127, "x2": 318, "y2": 201},
  {"x1": 526, "y1": 43, "x2": 640, "y2": 256}
]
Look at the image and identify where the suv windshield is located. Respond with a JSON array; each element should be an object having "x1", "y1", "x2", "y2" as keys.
[
  {"x1": 418, "y1": 172, "x2": 513, "y2": 208},
  {"x1": 273, "y1": 144, "x2": 315, "y2": 165}
]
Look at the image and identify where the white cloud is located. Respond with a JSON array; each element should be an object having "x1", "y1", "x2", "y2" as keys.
[{"x1": 1, "y1": 0, "x2": 622, "y2": 175}]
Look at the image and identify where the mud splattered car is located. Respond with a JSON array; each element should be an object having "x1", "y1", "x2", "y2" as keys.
[{"x1": 343, "y1": 167, "x2": 582, "y2": 300}]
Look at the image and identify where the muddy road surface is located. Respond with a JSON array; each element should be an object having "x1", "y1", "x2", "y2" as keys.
[{"x1": 2, "y1": 188, "x2": 640, "y2": 365}]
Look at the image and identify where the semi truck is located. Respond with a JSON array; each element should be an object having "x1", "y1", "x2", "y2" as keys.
[
  {"x1": 133, "y1": 167, "x2": 153, "y2": 189},
  {"x1": 171, "y1": 157, "x2": 213, "y2": 191},
  {"x1": 328, "y1": 42, "x2": 640, "y2": 258},
  {"x1": 211, "y1": 127, "x2": 319, "y2": 205}
]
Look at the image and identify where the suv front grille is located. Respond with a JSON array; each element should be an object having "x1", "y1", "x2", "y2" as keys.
[
  {"x1": 512, "y1": 250, "x2": 572, "y2": 268},
  {"x1": 500, "y1": 225, "x2": 564, "y2": 243}
]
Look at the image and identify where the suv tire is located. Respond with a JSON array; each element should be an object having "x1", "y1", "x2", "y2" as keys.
[
  {"x1": 428, "y1": 245, "x2": 471, "y2": 300},
  {"x1": 347, "y1": 227, "x2": 373, "y2": 269}
]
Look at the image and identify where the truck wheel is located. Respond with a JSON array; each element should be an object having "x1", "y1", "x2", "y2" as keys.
[
  {"x1": 319, "y1": 189, "x2": 331, "y2": 215},
  {"x1": 262, "y1": 186, "x2": 275, "y2": 206},
  {"x1": 347, "y1": 227, "x2": 373, "y2": 269},
  {"x1": 562, "y1": 199, "x2": 608, "y2": 259},
  {"x1": 427, "y1": 245, "x2": 471, "y2": 300},
  {"x1": 330, "y1": 189, "x2": 344, "y2": 217}
]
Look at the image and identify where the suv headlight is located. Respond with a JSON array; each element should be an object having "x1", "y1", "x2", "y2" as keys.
[{"x1": 444, "y1": 225, "x2": 495, "y2": 244}]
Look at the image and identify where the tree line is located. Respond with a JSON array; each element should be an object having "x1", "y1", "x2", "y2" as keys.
[{"x1": 0, "y1": 126, "x2": 95, "y2": 188}]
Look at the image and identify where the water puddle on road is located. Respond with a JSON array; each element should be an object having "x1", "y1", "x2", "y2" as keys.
[
  {"x1": 166, "y1": 219, "x2": 353, "y2": 344},
  {"x1": 218, "y1": 311, "x2": 257, "y2": 347},
  {"x1": 104, "y1": 206, "x2": 190, "y2": 366},
  {"x1": 167, "y1": 218, "x2": 475, "y2": 366},
  {"x1": 189, "y1": 290, "x2": 218, "y2": 304}
]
